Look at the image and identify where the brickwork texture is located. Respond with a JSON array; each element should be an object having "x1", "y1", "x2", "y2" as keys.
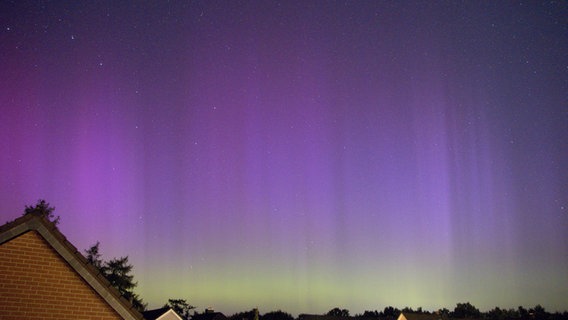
[{"x1": 0, "y1": 230, "x2": 123, "y2": 320}]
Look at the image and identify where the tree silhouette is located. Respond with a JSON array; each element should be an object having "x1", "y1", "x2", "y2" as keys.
[
  {"x1": 438, "y1": 308, "x2": 450, "y2": 317},
  {"x1": 261, "y1": 310, "x2": 294, "y2": 320},
  {"x1": 85, "y1": 241, "x2": 103, "y2": 269},
  {"x1": 357, "y1": 310, "x2": 380, "y2": 318},
  {"x1": 518, "y1": 306, "x2": 530, "y2": 320},
  {"x1": 402, "y1": 307, "x2": 414, "y2": 314},
  {"x1": 486, "y1": 307, "x2": 521, "y2": 320},
  {"x1": 165, "y1": 298, "x2": 195, "y2": 320},
  {"x1": 24, "y1": 199, "x2": 60, "y2": 225},
  {"x1": 104, "y1": 257, "x2": 135, "y2": 294},
  {"x1": 452, "y1": 302, "x2": 481, "y2": 318},
  {"x1": 327, "y1": 308, "x2": 350, "y2": 317},
  {"x1": 383, "y1": 306, "x2": 400, "y2": 319},
  {"x1": 530, "y1": 305, "x2": 549, "y2": 320},
  {"x1": 84, "y1": 243, "x2": 146, "y2": 312},
  {"x1": 230, "y1": 309, "x2": 258, "y2": 320}
]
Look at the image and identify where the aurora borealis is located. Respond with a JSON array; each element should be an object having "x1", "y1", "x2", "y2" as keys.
[{"x1": 1, "y1": 0, "x2": 567, "y2": 316}]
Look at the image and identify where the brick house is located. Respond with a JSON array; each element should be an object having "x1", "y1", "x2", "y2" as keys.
[{"x1": 0, "y1": 212, "x2": 144, "y2": 320}]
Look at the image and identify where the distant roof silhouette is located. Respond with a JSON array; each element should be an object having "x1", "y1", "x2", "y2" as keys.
[
  {"x1": 143, "y1": 307, "x2": 171, "y2": 319},
  {"x1": 398, "y1": 313, "x2": 445, "y2": 320},
  {"x1": 143, "y1": 306, "x2": 183, "y2": 320},
  {"x1": 193, "y1": 310, "x2": 228, "y2": 320}
]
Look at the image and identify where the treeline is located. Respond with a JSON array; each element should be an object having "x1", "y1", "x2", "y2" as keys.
[
  {"x1": 225, "y1": 305, "x2": 568, "y2": 320},
  {"x1": 345, "y1": 303, "x2": 568, "y2": 320}
]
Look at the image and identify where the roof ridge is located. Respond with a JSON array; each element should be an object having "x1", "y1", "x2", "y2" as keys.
[{"x1": 0, "y1": 213, "x2": 145, "y2": 320}]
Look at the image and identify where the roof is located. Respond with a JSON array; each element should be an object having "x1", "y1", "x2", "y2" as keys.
[
  {"x1": 193, "y1": 311, "x2": 228, "y2": 320},
  {"x1": 0, "y1": 212, "x2": 144, "y2": 320},
  {"x1": 143, "y1": 307, "x2": 183, "y2": 320},
  {"x1": 398, "y1": 313, "x2": 445, "y2": 320}
]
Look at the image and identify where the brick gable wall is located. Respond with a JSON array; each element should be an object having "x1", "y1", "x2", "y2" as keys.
[{"x1": 0, "y1": 230, "x2": 123, "y2": 320}]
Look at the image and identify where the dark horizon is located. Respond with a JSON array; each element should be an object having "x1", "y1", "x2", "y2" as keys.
[{"x1": 177, "y1": 302, "x2": 567, "y2": 319}]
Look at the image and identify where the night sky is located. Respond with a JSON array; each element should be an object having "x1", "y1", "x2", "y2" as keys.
[{"x1": 1, "y1": 0, "x2": 567, "y2": 315}]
